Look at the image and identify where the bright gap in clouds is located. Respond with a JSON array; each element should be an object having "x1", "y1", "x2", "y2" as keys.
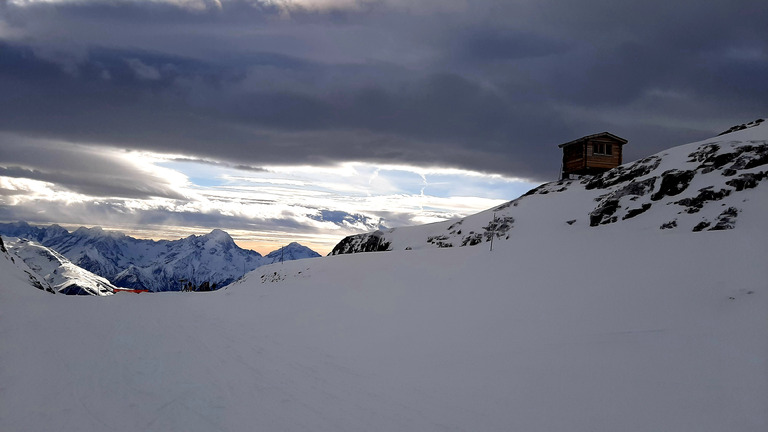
[
  {"x1": 0, "y1": 141, "x2": 538, "y2": 256},
  {"x1": 154, "y1": 155, "x2": 538, "y2": 254}
]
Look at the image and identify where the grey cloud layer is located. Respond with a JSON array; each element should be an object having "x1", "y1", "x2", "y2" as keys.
[
  {"x1": 0, "y1": 134, "x2": 188, "y2": 199},
  {"x1": 1, "y1": 0, "x2": 767, "y2": 183}
]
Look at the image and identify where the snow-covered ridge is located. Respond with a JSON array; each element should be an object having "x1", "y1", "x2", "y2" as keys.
[
  {"x1": 3, "y1": 237, "x2": 116, "y2": 296},
  {"x1": 0, "y1": 235, "x2": 55, "y2": 294},
  {"x1": 331, "y1": 119, "x2": 767, "y2": 254},
  {"x1": 0, "y1": 224, "x2": 321, "y2": 292}
]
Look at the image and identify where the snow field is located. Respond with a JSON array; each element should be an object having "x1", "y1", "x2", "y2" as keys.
[{"x1": 2, "y1": 222, "x2": 766, "y2": 432}]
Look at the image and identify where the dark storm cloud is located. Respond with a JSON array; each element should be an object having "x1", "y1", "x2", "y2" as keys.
[
  {"x1": 450, "y1": 29, "x2": 572, "y2": 64},
  {"x1": 1, "y1": 0, "x2": 767, "y2": 182},
  {"x1": 0, "y1": 134, "x2": 188, "y2": 199}
]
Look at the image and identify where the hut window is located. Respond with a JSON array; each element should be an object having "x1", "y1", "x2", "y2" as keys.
[{"x1": 592, "y1": 142, "x2": 612, "y2": 155}]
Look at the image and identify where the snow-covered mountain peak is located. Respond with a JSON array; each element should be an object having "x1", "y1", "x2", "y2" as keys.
[
  {"x1": 264, "y1": 242, "x2": 322, "y2": 262},
  {"x1": 73, "y1": 226, "x2": 100, "y2": 237},
  {"x1": 72, "y1": 225, "x2": 125, "y2": 239},
  {"x1": 201, "y1": 228, "x2": 236, "y2": 245}
]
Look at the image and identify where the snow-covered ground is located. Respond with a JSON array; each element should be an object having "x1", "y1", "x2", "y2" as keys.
[{"x1": 1, "y1": 125, "x2": 766, "y2": 431}]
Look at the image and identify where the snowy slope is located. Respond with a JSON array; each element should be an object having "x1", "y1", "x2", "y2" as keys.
[
  {"x1": 0, "y1": 124, "x2": 766, "y2": 432},
  {"x1": 0, "y1": 236, "x2": 55, "y2": 294},
  {"x1": 4, "y1": 237, "x2": 115, "y2": 295},
  {"x1": 331, "y1": 120, "x2": 768, "y2": 254},
  {"x1": 0, "y1": 224, "x2": 320, "y2": 291}
]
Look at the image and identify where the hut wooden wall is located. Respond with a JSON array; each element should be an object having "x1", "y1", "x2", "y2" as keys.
[{"x1": 584, "y1": 138, "x2": 623, "y2": 170}]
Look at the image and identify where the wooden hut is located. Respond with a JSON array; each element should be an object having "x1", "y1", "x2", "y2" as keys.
[{"x1": 558, "y1": 132, "x2": 628, "y2": 179}]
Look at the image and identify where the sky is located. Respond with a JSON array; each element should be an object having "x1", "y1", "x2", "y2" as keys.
[{"x1": 0, "y1": 0, "x2": 766, "y2": 254}]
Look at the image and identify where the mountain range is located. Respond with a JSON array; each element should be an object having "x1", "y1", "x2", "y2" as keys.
[{"x1": 0, "y1": 223, "x2": 320, "y2": 292}]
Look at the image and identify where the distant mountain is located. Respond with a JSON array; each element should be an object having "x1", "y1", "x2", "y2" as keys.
[
  {"x1": 332, "y1": 118, "x2": 767, "y2": 254},
  {"x1": 264, "y1": 242, "x2": 322, "y2": 262},
  {"x1": 0, "y1": 224, "x2": 320, "y2": 292},
  {"x1": 3, "y1": 237, "x2": 116, "y2": 295}
]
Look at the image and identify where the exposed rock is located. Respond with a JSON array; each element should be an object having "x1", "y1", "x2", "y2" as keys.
[
  {"x1": 687, "y1": 143, "x2": 720, "y2": 163},
  {"x1": 590, "y1": 177, "x2": 657, "y2": 226},
  {"x1": 651, "y1": 169, "x2": 696, "y2": 201},
  {"x1": 461, "y1": 233, "x2": 483, "y2": 247},
  {"x1": 447, "y1": 220, "x2": 463, "y2": 235},
  {"x1": 725, "y1": 171, "x2": 766, "y2": 191},
  {"x1": 590, "y1": 199, "x2": 620, "y2": 226},
  {"x1": 660, "y1": 220, "x2": 677, "y2": 230},
  {"x1": 330, "y1": 230, "x2": 391, "y2": 255},
  {"x1": 692, "y1": 221, "x2": 711, "y2": 232},
  {"x1": 717, "y1": 118, "x2": 764, "y2": 136},
  {"x1": 617, "y1": 177, "x2": 657, "y2": 198},
  {"x1": 731, "y1": 143, "x2": 768, "y2": 171},
  {"x1": 686, "y1": 142, "x2": 751, "y2": 174},
  {"x1": 688, "y1": 141, "x2": 768, "y2": 175},
  {"x1": 709, "y1": 207, "x2": 739, "y2": 231},
  {"x1": 623, "y1": 203, "x2": 652, "y2": 220},
  {"x1": 483, "y1": 216, "x2": 515, "y2": 239},
  {"x1": 58, "y1": 284, "x2": 94, "y2": 296},
  {"x1": 675, "y1": 187, "x2": 732, "y2": 213},
  {"x1": 427, "y1": 235, "x2": 453, "y2": 248}
]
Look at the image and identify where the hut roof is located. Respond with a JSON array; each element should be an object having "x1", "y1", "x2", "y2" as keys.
[{"x1": 558, "y1": 132, "x2": 628, "y2": 148}]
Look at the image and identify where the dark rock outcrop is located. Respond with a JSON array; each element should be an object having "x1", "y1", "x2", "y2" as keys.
[
  {"x1": 330, "y1": 231, "x2": 391, "y2": 255},
  {"x1": 623, "y1": 203, "x2": 652, "y2": 220},
  {"x1": 675, "y1": 187, "x2": 731, "y2": 213},
  {"x1": 650, "y1": 169, "x2": 696, "y2": 201},
  {"x1": 725, "y1": 171, "x2": 766, "y2": 191},
  {"x1": 709, "y1": 207, "x2": 739, "y2": 231},
  {"x1": 717, "y1": 118, "x2": 764, "y2": 136}
]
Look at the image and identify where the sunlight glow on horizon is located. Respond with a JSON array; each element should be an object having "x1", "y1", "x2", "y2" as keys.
[{"x1": 1, "y1": 145, "x2": 539, "y2": 255}]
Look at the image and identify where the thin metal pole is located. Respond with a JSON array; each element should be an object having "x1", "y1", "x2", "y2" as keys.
[{"x1": 489, "y1": 212, "x2": 496, "y2": 252}]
